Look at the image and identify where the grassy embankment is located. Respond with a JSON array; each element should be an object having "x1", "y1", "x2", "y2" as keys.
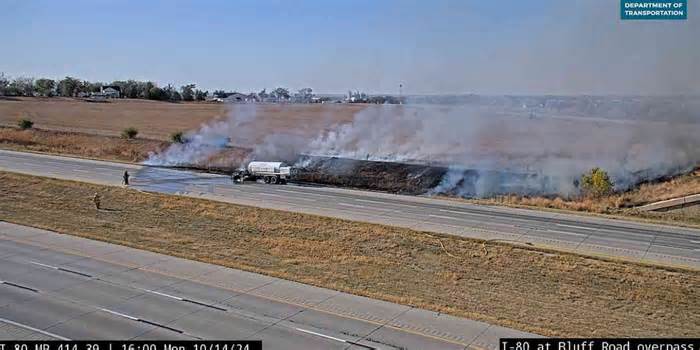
[{"x1": 1, "y1": 171, "x2": 698, "y2": 337}]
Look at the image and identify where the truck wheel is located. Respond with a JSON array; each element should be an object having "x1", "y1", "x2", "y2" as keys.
[
  {"x1": 264, "y1": 176, "x2": 271, "y2": 184},
  {"x1": 270, "y1": 176, "x2": 279, "y2": 184}
]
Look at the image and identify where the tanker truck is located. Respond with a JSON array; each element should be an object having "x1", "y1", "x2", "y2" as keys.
[{"x1": 232, "y1": 161, "x2": 291, "y2": 184}]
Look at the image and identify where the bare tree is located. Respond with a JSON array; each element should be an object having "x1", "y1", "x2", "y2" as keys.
[
  {"x1": 0, "y1": 73, "x2": 9, "y2": 96},
  {"x1": 10, "y1": 77, "x2": 35, "y2": 96},
  {"x1": 57, "y1": 77, "x2": 81, "y2": 97}
]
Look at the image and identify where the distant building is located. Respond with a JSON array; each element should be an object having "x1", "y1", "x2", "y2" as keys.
[
  {"x1": 346, "y1": 90, "x2": 368, "y2": 103},
  {"x1": 223, "y1": 92, "x2": 258, "y2": 103},
  {"x1": 91, "y1": 86, "x2": 120, "y2": 98},
  {"x1": 102, "y1": 87, "x2": 120, "y2": 98},
  {"x1": 206, "y1": 96, "x2": 224, "y2": 103}
]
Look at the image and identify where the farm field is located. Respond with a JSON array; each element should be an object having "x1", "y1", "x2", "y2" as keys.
[{"x1": 0, "y1": 97, "x2": 362, "y2": 141}]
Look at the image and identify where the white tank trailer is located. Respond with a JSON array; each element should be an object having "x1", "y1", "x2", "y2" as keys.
[{"x1": 232, "y1": 161, "x2": 292, "y2": 184}]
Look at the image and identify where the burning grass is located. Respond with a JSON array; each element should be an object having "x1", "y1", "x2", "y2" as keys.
[
  {"x1": 1, "y1": 171, "x2": 698, "y2": 337},
  {"x1": 466, "y1": 168, "x2": 700, "y2": 226}
]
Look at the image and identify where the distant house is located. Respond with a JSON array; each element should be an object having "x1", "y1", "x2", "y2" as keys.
[
  {"x1": 101, "y1": 86, "x2": 121, "y2": 98},
  {"x1": 345, "y1": 90, "x2": 369, "y2": 103},
  {"x1": 206, "y1": 96, "x2": 224, "y2": 103},
  {"x1": 223, "y1": 92, "x2": 258, "y2": 103}
]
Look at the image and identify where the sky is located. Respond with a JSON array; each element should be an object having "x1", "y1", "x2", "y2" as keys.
[{"x1": 1, "y1": 0, "x2": 698, "y2": 95}]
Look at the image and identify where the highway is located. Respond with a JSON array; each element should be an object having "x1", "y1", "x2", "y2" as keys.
[
  {"x1": 0, "y1": 221, "x2": 532, "y2": 347},
  {"x1": 1, "y1": 149, "x2": 699, "y2": 269}
]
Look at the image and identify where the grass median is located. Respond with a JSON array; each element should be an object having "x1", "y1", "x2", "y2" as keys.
[{"x1": 1, "y1": 171, "x2": 698, "y2": 337}]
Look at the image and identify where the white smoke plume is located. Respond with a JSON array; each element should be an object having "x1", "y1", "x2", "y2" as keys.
[
  {"x1": 144, "y1": 104, "x2": 259, "y2": 166},
  {"x1": 144, "y1": 97, "x2": 699, "y2": 198},
  {"x1": 304, "y1": 98, "x2": 700, "y2": 197}
]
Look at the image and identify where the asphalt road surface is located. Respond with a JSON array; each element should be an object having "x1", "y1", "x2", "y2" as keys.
[
  {"x1": 0, "y1": 222, "x2": 532, "y2": 348},
  {"x1": 1, "y1": 149, "x2": 699, "y2": 269}
]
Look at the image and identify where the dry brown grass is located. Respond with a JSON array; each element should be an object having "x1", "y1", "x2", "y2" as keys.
[
  {"x1": 0, "y1": 127, "x2": 167, "y2": 162},
  {"x1": 0, "y1": 97, "x2": 361, "y2": 141},
  {"x1": 465, "y1": 169, "x2": 700, "y2": 226},
  {"x1": 1, "y1": 171, "x2": 698, "y2": 337},
  {"x1": 617, "y1": 169, "x2": 700, "y2": 206}
]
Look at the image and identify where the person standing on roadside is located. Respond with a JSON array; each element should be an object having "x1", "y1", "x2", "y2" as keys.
[
  {"x1": 92, "y1": 192, "x2": 101, "y2": 209},
  {"x1": 123, "y1": 170, "x2": 130, "y2": 186}
]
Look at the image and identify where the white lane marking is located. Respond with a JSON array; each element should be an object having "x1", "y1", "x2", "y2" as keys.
[
  {"x1": 74, "y1": 169, "x2": 90, "y2": 173},
  {"x1": 690, "y1": 240, "x2": 700, "y2": 244},
  {"x1": 482, "y1": 221, "x2": 518, "y2": 229},
  {"x1": 338, "y1": 202, "x2": 366, "y2": 209},
  {"x1": 545, "y1": 229, "x2": 586, "y2": 236},
  {"x1": 439, "y1": 209, "x2": 492, "y2": 218},
  {"x1": 268, "y1": 193, "x2": 316, "y2": 202},
  {"x1": 274, "y1": 189, "x2": 303, "y2": 194},
  {"x1": 29, "y1": 261, "x2": 59, "y2": 269},
  {"x1": 95, "y1": 167, "x2": 120, "y2": 171},
  {"x1": 140, "y1": 289, "x2": 184, "y2": 301},
  {"x1": 354, "y1": 199, "x2": 384, "y2": 204},
  {"x1": 28, "y1": 261, "x2": 92, "y2": 277},
  {"x1": 241, "y1": 191, "x2": 317, "y2": 203},
  {"x1": 355, "y1": 198, "x2": 417, "y2": 208},
  {"x1": 0, "y1": 316, "x2": 71, "y2": 340},
  {"x1": 303, "y1": 192, "x2": 336, "y2": 198},
  {"x1": 429, "y1": 214, "x2": 459, "y2": 220},
  {"x1": 430, "y1": 213, "x2": 484, "y2": 222},
  {"x1": 439, "y1": 209, "x2": 467, "y2": 214},
  {"x1": 556, "y1": 224, "x2": 596, "y2": 231},
  {"x1": 259, "y1": 193, "x2": 283, "y2": 197},
  {"x1": 295, "y1": 328, "x2": 347, "y2": 343},
  {"x1": 99, "y1": 308, "x2": 139, "y2": 321}
]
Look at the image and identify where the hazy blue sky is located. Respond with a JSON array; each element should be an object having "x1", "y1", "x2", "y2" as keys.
[{"x1": 1, "y1": 0, "x2": 697, "y2": 94}]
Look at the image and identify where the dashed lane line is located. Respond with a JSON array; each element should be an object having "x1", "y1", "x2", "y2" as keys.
[{"x1": 0, "y1": 317, "x2": 70, "y2": 340}]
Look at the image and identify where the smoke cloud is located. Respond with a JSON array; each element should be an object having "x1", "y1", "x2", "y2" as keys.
[
  {"x1": 144, "y1": 104, "x2": 259, "y2": 166},
  {"x1": 146, "y1": 96, "x2": 699, "y2": 198},
  {"x1": 304, "y1": 98, "x2": 700, "y2": 197}
]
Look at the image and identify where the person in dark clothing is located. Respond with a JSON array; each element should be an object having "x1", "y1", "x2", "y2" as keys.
[
  {"x1": 123, "y1": 170, "x2": 130, "y2": 186},
  {"x1": 92, "y1": 192, "x2": 101, "y2": 209}
]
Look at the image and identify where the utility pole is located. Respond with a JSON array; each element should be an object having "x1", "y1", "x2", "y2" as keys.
[{"x1": 399, "y1": 83, "x2": 403, "y2": 104}]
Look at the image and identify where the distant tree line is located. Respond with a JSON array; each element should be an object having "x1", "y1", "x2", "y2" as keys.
[
  {"x1": 1, "y1": 72, "x2": 402, "y2": 104},
  {"x1": 0, "y1": 73, "x2": 208, "y2": 102}
]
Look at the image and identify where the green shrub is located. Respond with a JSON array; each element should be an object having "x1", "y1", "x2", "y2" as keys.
[
  {"x1": 18, "y1": 119, "x2": 34, "y2": 130},
  {"x1": 121, "y1": 127, "x2": 139, "y2": 139},
  {"x1": 170, "y1": 131, "x2": 185, "y2": 143},
  {"x1": 579, "y1": 167, "x2": 614, "y2": 197}
]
